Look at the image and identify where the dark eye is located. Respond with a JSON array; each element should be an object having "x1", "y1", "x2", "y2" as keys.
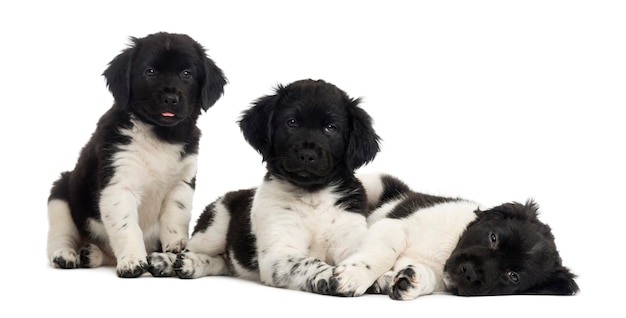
[
  {"x1": 181, "y1": 70, "x2": 192, "y2": 79},
  {"x1": 286, "y1": 118, "x2": 299, "y2": 128},
  {"x1": 144, "y1": 68, "x2": 157, "y2": 77},
  {"x1": 489, "y1": 232, "x2": 497, "y2": 249},
  {"x1": 507, "y1": 271, "x2": 520, "y2": 283},
  {"x1": 323, "y1": 124, "x2": 338, "y2": 135}
]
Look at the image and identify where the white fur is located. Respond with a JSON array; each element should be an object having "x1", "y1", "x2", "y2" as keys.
[
  {"x1": 253, "y1": 177, "x2": 368, "y2": 290},
  {"x1": 149, "y1": 175, "x2": 369, "y2": 290},
  {"x1": 47, "y1": 117, "x2": 196, "y2": 273},
  {"x1": 164, "y1": 198, "x2": 237, "y2": 279},
  {"x1": 356, "y1": 173, "x2": 386, "y2": 208},
  {"x1": 333, "y1": 199, "x2": 481, "y2": 299},
  {"x1": 47, "y1": 199, "x2": 81, "y2": 267}
]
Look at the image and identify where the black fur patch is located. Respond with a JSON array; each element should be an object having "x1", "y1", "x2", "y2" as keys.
[
  {"x1": 388, "y1": 192, "x2": 463, "y2": 219},
  {"x1": 223, "y1": 189, "x2": 258, "y2": 271},
  {"x1": 376, "y1": 174, "x2": 412, "y2": 208}
]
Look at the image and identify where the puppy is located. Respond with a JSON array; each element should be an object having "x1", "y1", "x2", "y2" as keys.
[
  {"x1": 46, "y1": 32, "x2": 227, "y2": 278},
  {"x1": 148, "y1": 79, "x2": 381, "y2": 294},
  {"x1": 331, "y1": 174, "x2": 579, "y2": 299}
]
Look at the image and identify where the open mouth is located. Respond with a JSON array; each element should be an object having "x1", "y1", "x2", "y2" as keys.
[{"x1": 155, "y1": 111, "x2": 182, "y2": 126}]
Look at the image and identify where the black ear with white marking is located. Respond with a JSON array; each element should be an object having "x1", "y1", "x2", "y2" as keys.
[
  {"x1": 238, "y1": 91, "x2": 280, "y2": 161},
  {"x1": 103, "y1": 37, "x2": 137, "y2": 108},
  {"x1": 196, "y1": 44, "x2": 227, "y2": 111},
  {"x1": 345, "y1": 98, "x2": 381, "y2": 170}
]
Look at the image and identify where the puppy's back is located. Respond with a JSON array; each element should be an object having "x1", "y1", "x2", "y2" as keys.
[{"x1": 357, "y1": 173, "x2": 412, "y2": 211}]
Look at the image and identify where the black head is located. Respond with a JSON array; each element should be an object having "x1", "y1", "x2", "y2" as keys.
[
  {"x1": 102, "y1": 32, "x2": 227, "y2": 127},
  {"x1": 239, "y1": 79, "x2": 380, "y2": 190},
  {"x1": 443, "y1": 200, "x2": 579, "y2": 296}
]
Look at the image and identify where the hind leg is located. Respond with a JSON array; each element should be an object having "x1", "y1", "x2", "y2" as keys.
[
  {"x1": 47, "y1": 199, "x2": 81, "y2": 269},
  {"x1": 171, "y1": 251, "x2": 229, "y2": 278},
  {"x1": 147, "y1": 252, "x2": 178, "y2": 277},
  {"x1": 147, "y1": 235, "x2": 230, "y2": 278},
  {"x1": 148, "y1": 198, "x2": 231, "y2": 278},
  {"x1": 78, "y1": 243, "x2": 116, "y2": 268}
]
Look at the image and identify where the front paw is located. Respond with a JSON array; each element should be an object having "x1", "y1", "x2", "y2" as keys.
[
  {"x1": 116, "y1": 255, "x2": 148, "y2": 278},
  {"x1": 389, "y1": 265, "x2": 435, "y2": 300},
  {"x1": 51, "y1": 248, "x2": 79, "y2": 269},
  {"x1": 163, "y1": 238, "x2": 188, "y2": 254},
  {"x1": 308, "y1": 266, "x2": 334, "y2": 295},
  {"x1": 173, "y1": 252, "x2": 200, "y2": 279},
  {"x1": 330, "y1": 261, "x2": 376, "y2": 297},
  {"x1": 147, "y1": 252, "x2": 177, "y2": 277},
  {"x1": 79, "y1": 243, "x2": 105, "y2": 268}
]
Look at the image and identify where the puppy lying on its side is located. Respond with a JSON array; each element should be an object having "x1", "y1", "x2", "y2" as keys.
[{"x1": 331, "y1": 174, "x2": 579, "y2": 299}]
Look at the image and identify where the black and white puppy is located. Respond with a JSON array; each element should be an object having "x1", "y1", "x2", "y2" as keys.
[
  {"x1": 332, "y1": 174, "x2": 579, "y2": 299},
  {"x1": 148, "y1": 79, "x2": 381, "y2": 294},
  {"x1": 46, "y1": 32, "x2": 227, "y2": 278}
]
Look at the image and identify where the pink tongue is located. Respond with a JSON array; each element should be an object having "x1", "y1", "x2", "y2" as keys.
[{"x1": 162, "y1": 112, "x2": 175, "y2": 117}]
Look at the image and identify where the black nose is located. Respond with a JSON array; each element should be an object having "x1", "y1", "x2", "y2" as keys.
[
  {"x1": 161, "y1": 93, "x2": 179, "y2": 106},
  {"x1": 460, "y1": 263, "x2": 478, "y2": 283},
  {"x1": 297, "y1": 149, "x2": 318, "y2": 163}
]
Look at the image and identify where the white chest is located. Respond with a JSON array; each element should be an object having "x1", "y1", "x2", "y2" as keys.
[
  {"x1": 110, "y1": 121, "x2": 198, "y2": 222},
  {"x1": 114, "y1": 121, "x2": 195, "y2": 190},
  {"x1": 255, "y1": 182, "x2": 343, "y2": 228},
  {"x1": 252, "y1": 180, "x2": 356, "y2": 261}
]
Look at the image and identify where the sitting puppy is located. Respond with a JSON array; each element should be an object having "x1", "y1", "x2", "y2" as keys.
[
  {"x1": 148, "y1": 79, "x2": 381, "y2": 294},
  {"x1": 331, "y1": 174, "x2": 579, "y2": 299},
  {"x1": 46, "y1": 32, "x2": 227, "y2": 277}
]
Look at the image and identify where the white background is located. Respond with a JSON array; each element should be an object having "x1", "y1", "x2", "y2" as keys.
[{"x1": 1, "y1": 1, "x2": 623, "y2": 316}]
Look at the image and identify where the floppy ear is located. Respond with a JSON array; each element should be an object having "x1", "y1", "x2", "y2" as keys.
[
  {"x1": 102, "y1": 37, "x2": 136, "y2": 108},
  {"x1": 345, "y1": 98, "x2": 381, "y2": 170},
  {"x1": 526, "y1": 266, "x2": 579, "y2": 295},
  {"x1": 238, "y1": 92, "x2": 279, "y2": 160},
  {"x1": 197, "y1": 46, "x2": 227, "y2": 111}
]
